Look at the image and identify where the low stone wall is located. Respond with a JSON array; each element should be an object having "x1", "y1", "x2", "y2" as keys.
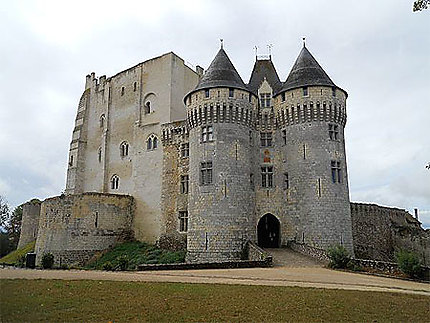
[
  {"x1": 351, "y1": 258, "x2": 430, "y2": 281},
  {"x1": 137, "y1": 259, "x2": 272, "y2": 271},
  {"x1": 35, "y1": 193, "x2": 134, "y2": 266},
  {"x1": 248, "y1": 241, "x2": 272, "y2": 262},
  {"x1": 288, "y1": 241, "x2": 329, "y2": 263}
]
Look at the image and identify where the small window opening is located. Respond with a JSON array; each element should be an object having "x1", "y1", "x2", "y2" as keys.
[
  {"x1": 69, "y1": 155, "x2": 73, "y2": 166},
  {"x1": 229, "y1": 88, "x2": 234, "y2": 98},
  {"x1": 120, "y1": 141, "x2": 129, "y2": 157},
  {"x1": 283, "y1": 173, "x2": 289, "y2": 189},
  {"x1": 260, "y1": 132, "x2": 272, "y2": 147},
  {"x1": 331, "y1": 161, "x2": 342, "y2": 183},
  {"x1": 99, "y1": 114, "x2": 106, "y2": 128},
  {"x1": 332, "y1": 87, "x2": 336, "y2": 97},
  {"x1": 261, "y1": 166, "x2": 273, "y2": 188},
  {"x1": 281, "y1": 92, "x2": 286, "y2": 102},
  {"x1": 147, "y1": 134, "x2": 158, "y2": 150},
  {"x1": 121, "y1": 87, "x2": 125, "y2": 96},
  {"x1": 98, "y1": 147, "x2": 102, "y2": 163},
  {"x1": 180, "y1": 175, "x2": 189, "y2": 194},
  {"x1": 303, "y1": 86, "x2": 308, "y2": 97},
  {"x1": 329, "y1": 124, "x2": 339, "y2": 140},
  {"x1": 282, "y1": 129, "x2": 287, "y2": 145},
  {"x1": 145, "y1": 102, "x2": 151, "y2": 114},
  {"x1": 200, "y1": 161, "x2": 213, "y2": 185},
  {"x1": 201, "y1": 125, "x2": 213, "y2": 142},
  {"x1": 205, "y1": 89, "x2": 210, "y2": 98},
  {"x1": 181, "y1": 143, "x2": 189, "y2": 158},
  {"x1": 110, "y1": 175, "x2": 119, "y2": 189},
  {"x1": 179, "y1": 211, "x2": 188, "y2": 232},
  {"x1": 133, "y1": 82, "x2": 137, "y2": 92}
]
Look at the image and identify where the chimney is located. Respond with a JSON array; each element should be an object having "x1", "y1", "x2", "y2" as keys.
[
  {"x1": 196, "y1": 65, "x2": 204, "y2": 77},
  {"x1": 414, "y1": 208, "x2": 419, "y2": 220}
]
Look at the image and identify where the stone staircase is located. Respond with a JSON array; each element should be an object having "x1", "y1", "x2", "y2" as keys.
[{"x1": 264, "y1": 248, "x2": 324, "y2": 268}]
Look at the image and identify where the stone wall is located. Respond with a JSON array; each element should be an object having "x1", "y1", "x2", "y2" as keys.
[
  {"x1": 17, "y1": 199, "x2": 41, "y2": 249},
  {"x1": 34, "y1": 193, "x2": 134, "y2": 266},
  {"x1": 351, "y1": 203, "x2": 430, "y2": 266}
]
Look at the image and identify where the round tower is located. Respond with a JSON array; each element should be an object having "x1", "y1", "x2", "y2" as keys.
[
  {"x1": 274, "y1": 44, "x2": 354, "y2": 254},
  {"x1": 184, "y1": 46, "x2": 258, "y2": 262}
]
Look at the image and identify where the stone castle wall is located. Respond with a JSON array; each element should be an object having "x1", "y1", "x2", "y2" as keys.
[
  {"x1": 17, "y1": 200, "x2": 41, "y2": 249},
  {"x1": 34, "y1": 193, "x2": 134, "y2": 266},
  {"x1": 351, "y1": 203, "x2": 430, "y2": 266}
]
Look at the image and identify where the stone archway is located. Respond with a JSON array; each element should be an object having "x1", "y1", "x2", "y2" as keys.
[{"x1": 257, "y1": 213, "x2": 280, "y2": 248}]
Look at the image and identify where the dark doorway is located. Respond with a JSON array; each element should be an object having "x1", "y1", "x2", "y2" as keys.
[{"x1": 257, "y1": 214, "x2": 280, "y2": 248}]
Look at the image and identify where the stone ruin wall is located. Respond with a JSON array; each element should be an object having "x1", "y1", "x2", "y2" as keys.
[
  {"x1": 350, "y1": 202, "x2": 429, "y2": 266},
  {"x1": 17, "y1": 199, "x2": 41, "y2": 249},
  {"x1": 34, "y1": 193, "x2": 134, "y2": 266}
]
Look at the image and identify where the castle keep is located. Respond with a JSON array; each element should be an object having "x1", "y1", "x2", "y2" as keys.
[{"x1": 19, "y1": 44, "x2": 428, "y2": 266}]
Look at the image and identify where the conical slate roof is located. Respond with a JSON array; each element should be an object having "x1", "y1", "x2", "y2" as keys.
[
  {"x1": 192, "y1": 48, "x2": 248, "y2": 93},
  {"x1": 248, "y1": 59, "x2": 282, "y2": 94},
  {"x1": 281, "y1": 46, "x2": 336, "y2": 92}
]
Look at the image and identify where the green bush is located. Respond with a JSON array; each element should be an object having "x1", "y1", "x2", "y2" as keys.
[
  {"x1": 395, "y1": 250, "x2": 422, "y2": 278},
  {"x1": 16, "y1": 255, "x2": 26, "y2": 268},
  {"x1": 327, "y1": 244, "x2": 351, "y2": 269},
  {"x1": 102, "y1": 261, "x2": 114, "y2": 271},
  {"x1": 117, "y1": 255, "x2": 129, "y2": 271},
  {"x1": 41, "y1": 253, "x2": 54, "y2": 269}
]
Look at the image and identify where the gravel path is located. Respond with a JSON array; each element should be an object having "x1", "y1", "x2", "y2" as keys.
[{"x1": 1, "y1": 266, "x2": 429, "y2": 296}]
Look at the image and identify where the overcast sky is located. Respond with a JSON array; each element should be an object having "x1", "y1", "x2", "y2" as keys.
[{"x1": 1, "y1": 0, "x2": 429, "y2": 227}]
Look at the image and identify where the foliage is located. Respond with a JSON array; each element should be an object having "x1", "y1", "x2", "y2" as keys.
[
  {"x1": 102, "y1": 261, "x2": 114, "y2": 271},
  {"x1": 327, "y1": 244, "x2": 351, "y2": 269},
  {"x1": 41, "y1": 253, "x2": 54, "y2": 269},
  {"x1": 0, "y1": 241, "x2": 35, "y2": 265},
  {"x1": 85, "y1": 241, "x2": 186, "y2": 270},
  {"x1": 2, "y1": 280, "x2": 430, "y2": 322},
  {"x1": 413, "y1": 0, "x2": 429, "y2": 11},
  {"x1": 116, "y1": 255, "x2": 129, "y2": 271},
  {"x1": 395, "y1": 250, "x2": 422, "y2": 278},
  {"x1": 0, "y1": 231, "x2": 12, "y2": 257},
  {"x1": 0, "y1": 196, "x2": 23, "y2": 251}
]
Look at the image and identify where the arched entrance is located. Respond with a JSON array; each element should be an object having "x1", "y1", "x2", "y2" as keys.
[{"x1": 257, "y1": 214, "x2": 280, "y2": 248}]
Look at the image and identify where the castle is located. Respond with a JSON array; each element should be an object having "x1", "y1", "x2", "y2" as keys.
[{"x1": 18, "y1": 44, "x2": 429, "y2": 266}]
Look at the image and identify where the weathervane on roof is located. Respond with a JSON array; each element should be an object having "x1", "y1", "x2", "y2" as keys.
[
  {"x1": 220, "y1": 39, "x2": 224, "y2": 49},
  {"x1": 267, "y1": 44, "x2": 273, "y2": 59},
  {"x1": 303, "y1": 37, "x2": 306, "y2": 47}
]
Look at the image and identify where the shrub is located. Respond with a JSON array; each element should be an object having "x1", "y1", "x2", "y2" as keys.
[
  {"x1": 395, "y1": 250, "x2": 422, "y2": 278},
  {"x1": 102, "y1": 261, "x2": 114, "y2": 271},
  {"x1": 41, "y1": 253, "x2": 54, "y2": 269},
  {"x1": 117, "y1": 255, "x2": 129, "y2": 271},
  {"x1": 327, "y1": 244, "x2": 351, "y2": 269}
]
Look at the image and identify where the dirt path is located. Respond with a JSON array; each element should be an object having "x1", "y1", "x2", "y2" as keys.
[{"x1": 1, "y1": 266, "x2": 429, "y2": 296}]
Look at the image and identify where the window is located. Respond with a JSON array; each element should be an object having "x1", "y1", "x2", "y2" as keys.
[
  {"x1": 303, "y1": 86, "x2": 308, "y2": 97},
  {"x1": 200, "y1": 161, "x2": 213, "y2": 185},
  {"x1": 99, "y1": 114, "x2": 106, "y2": 128},
  {"x1": 111, "y1": 175, "x2": 119, "y2": 189},
  {"x1": 178, "y1": 211, "x2": 188, "y2": 233},
  {"x1": 329, "y1": 124, "x2": 339, "y2": 140},
  {"x1": 249, "y1": 130, "x2": 253, "y2": 145},
  {"x1": 98, "y1": 147, "x2": 102, "y2": 163},
  {"x1": 181, "y1": 143, "x2": 189, "y2": 158},
  {"x1": 261, "y1": 166, "x2": 273, "y2": 188},
  {"x1": 248, "y1": 93, "x2": 252, "y2": 102},
  {"x1": 331, "y1": 161, "x2": 342, "y2": 183},
  {"x1": 133, "y1": 82, "x2": 137, "y2": 92},
  {"x1": 283, "y1": 172, "x2": 289, "y2": 189},
  {"x1": 282, "y1": 129, "x2": 287, "y2": 145},
  {"x1": 121, "y1": 87, "x2": 125, "y2": 96},
  {"x1": 260, "y1": 93, "x2": 271, "y2": 108},
  {"x1": 332, "y1": 87, "x2": 336, "y2": 97},
  {"x1": 145, "y1": 102, "x2": 151, "y2": 114},
  {"x1": 260, "y1": 132, "x2": 272, "y2": 147},
  {"x1": 281, "y1": 92, "x2": 286, "y2": 102},
  {"x1": 229, "y1": 88, "x2": 234, "y2": 98},
  {"x1": 201, "y1": 125, "x2": 213, "y2": 142},
  {"x1": 69, "y1": 155, "x2": 73, "y2": 166},
  {"x1": 205, "y1": 89, "x2": 210, "y2": 98},
  {"x1": 180, "y1": 175, "x2": 189, "y2": 194},
  {"x1": 120, "y1": 141, "x2": 129, "y2": 157},
  {"x1": 147, "y1": 134, "x2": 158, "y2": 150}
]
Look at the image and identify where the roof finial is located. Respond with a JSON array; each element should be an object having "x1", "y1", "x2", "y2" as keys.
[
  {"x1": 220, "y1": 39, "x2": 224, "y2": 49},
  {"x1": 267, "y1": 44, "x2": 273, "y2": 60},
  {"x1": 254, "y1": 46, "x2": 258, "y2": 60},
  {"x1": 302, "y1": 37, "x2": 306, "y2": 47}
]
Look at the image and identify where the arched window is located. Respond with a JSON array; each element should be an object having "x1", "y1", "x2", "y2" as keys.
[
  {"x1": 145, "y1": 101, "x2": 151, "y2": 114},
  {"x1": 120, "y1": 141, "x2": 129, "y2": 157},
  {"x1": 147, "y1": 134, "x2": 158, "y2": 150},
  {"x1": 111, "y1": 175, "x2": 119, "y2": 189},
  {"x1": 100, "y1": 114, "x2": 106, "y2": 128}
]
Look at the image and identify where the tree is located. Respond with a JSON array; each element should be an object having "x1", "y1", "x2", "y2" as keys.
[
  {"x1": 0, "y1": 196, "x2": 23, "y2": 251},
  {"x1": 413, "y1": 0, "x2": 429, "y2": 11}
]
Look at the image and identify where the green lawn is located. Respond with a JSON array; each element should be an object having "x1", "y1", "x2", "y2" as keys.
[
  {"x1": 0, "y1": 241, "x2": 35, "y2": 265},
  {"x1": 1, "y1": 279, "x2": 429, "y2": 322}
]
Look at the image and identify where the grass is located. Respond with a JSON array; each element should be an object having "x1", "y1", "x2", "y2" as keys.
[
  {"x1": 84, "y1": 241, "x2": 186, "y2": 270},
  {"x1": 1, "y1": 279, "x2": 428, "y2": 322},
  {"x1": 0, "y1": 241, "x2": 35, "y2": 265}
]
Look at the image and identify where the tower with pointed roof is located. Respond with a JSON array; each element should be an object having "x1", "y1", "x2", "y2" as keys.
[{"x1": 184, "y1": 46, "x2": 259, "y2": 262}]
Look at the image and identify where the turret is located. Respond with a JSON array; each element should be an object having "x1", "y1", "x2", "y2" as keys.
[
  {"x1": 273, "y1": 44, "x2": 354, "y2": 254},
  {"x1": 184, "y1": 45, "x2": 258, "y2": 262}
]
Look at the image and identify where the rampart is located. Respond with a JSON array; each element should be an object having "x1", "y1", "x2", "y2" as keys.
[
  {"x1": 34, "y1": 193, "x2": 134, "y2": 266},
  {"x1": 17, "y1": 199, "x2": 41, "y2": 249},
  {"x1": 350, "y1": 203, "x2": 429, "y2": 266}
]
